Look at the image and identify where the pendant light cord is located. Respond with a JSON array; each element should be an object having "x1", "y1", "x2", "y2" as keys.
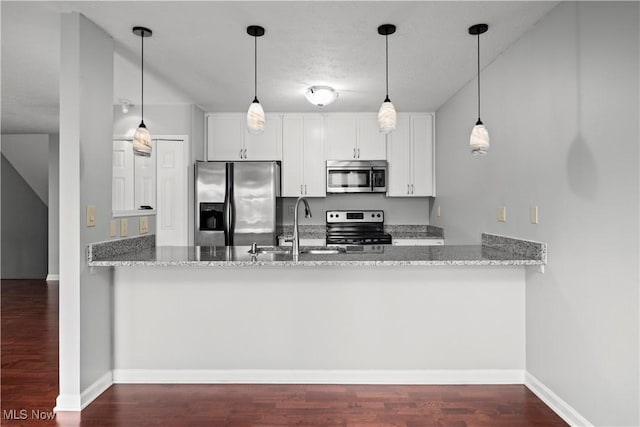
[
  {"x1": 141, "y1": 29, "x2": 145, "y2": 123},
  {"x1": 476, "y1": 33, "x2": 481, "y2": 124},
  {"x1": 254, "y1": 35, "x2": 258, "y2": 102},
  {"x1": 385, "y1": 33, "x2": 390, "y2": 101}
]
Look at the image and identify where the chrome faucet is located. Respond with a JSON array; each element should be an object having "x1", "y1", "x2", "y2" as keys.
[{"x1": 285, "y1": 196, "x2": 312, "y2": 256}]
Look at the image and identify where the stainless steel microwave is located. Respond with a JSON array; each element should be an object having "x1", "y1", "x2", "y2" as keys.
[{"x1": 326, "y1": 160, "x2": 388, "y2": 193}]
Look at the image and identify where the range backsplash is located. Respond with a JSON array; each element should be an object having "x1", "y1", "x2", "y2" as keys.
[{"x1": 280, "y1": 194, "x2": 432, "y2": 225}]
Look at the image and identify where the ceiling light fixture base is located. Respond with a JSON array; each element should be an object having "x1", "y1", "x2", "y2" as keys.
[
  {"x1": 468, "y1": 23, "x2": 488, "y2": 35},
  {"x1": 377, "y1": 24, "x2": 396, "y2": 36},
  {"x1": 247, "y1": 25, "x2": 265, "y2": 37},
  {"x1": 132, "y1": 26, "x2": 153, "y2": 37}
]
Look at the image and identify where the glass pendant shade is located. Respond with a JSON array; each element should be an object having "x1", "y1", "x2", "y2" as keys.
[
  {"x1": 470, "y1": 123, "x2": 490, "y2": 156},
  {"x1": 247, "y1": 100, "x2": 265, "y2": 134},
  {"x1": 132, "y1": 122, "x2": 152, "y2": 157},
  {"x1": 378, "y1": 99, "x2": 397, "y2": 133}
]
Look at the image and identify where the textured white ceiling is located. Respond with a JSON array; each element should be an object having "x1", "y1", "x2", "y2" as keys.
[{"x1": 1, "y1": 1, "x2": 559, "y2": 134}]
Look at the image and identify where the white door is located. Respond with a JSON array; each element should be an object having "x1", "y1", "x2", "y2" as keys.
[
  {"x1": 386, "y1": 115, "x2": 411, "y2": 196},
  {"x1": 244, "y1": 113, "x2": 281, "y2": 160},
  {"x1": 156, "y1": 139, "x2": 188, "y2": 246},
  {"x1": 112, "y1": 139, "x2": 134, "y2": 211},
  {"x1": 302, "y1": 116, "x2": 326, "y2": 197},
  {"x1": 134, "y1": 148, "x2": 156, "y2": 209},
  {"x1": 207, "y1": 114, "x2": 243, "y2": 160},
  {"x1": 326, "y1": 115, "x2": 357, "y2": 160},
  {"x1": 357, "y1": 115, "x2": 387, "y2": 160},
  {"x1": 411, "y1": 114, "x2": 434, "y2": 196},
  {"x1": 282, "y1": 116, "x2": 305, "y2": 197}
]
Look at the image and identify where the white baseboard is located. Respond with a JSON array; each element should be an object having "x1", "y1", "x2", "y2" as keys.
[
  {"x1": 525, "y1": 372, "x2": 593, "y2": 427},
  {"x1": 54, "y1": 371, "x2": 113, "y2": 412},
  {"x1": 46, "y1": 274, "x2": 59, "y2": 281},
  {"x1": 113, "y1": 369, "x2": 524, "y2": 385},
  {"x1": 81, "y1": 371, "x2": 113, "y2": 409},
  {"x1": 54, "y1": 394, "x2": 81, "y2": 412}
]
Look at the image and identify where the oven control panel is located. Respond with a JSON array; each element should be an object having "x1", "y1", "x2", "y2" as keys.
[{"x1": 326, "y1": 210, "x2": 384, "y2": 223}]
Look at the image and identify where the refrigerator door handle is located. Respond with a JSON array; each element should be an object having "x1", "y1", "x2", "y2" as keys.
[{"x1": 223, "y1": 163, "x2": 235, "y2": 245}]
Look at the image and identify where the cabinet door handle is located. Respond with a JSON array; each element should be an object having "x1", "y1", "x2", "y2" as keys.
[
  {"x1": 357, "y1": 148, "x2": 360, "y2": 158},
  {"x1": 243, "y1": 148, "x2": 248, "y2": 159},
  {"x1": 353, "y1": 148, "x2": 356, "y2": 159},
  {"x1": 407, "y1": 184, "x2": 410, "y2": 194},
  {"x1": 239, "y1": 149, "x2": 243, "y2": 159},
  {"x1": 301, "y1": 184, "x2": 304, "y2": 195},
  {"x1": 411, "y1": 184, "x2": 414, "y2": 194},
  {"x1": 305, "y1": 184, "x2": 308, "y2": 195}
]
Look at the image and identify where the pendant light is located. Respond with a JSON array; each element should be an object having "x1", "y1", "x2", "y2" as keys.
[
  {"x1": 469, "y1": 23, "x2": 489, "y2": 156},
  {"x1": 132, "y1": 26, "x2": 152, "y2": 157},
  {"x1": 247, "y1": 25, "x2": 265, "y2": 134},
  {"x1": 377, "y1": 24, "x2": 397, "y2": 134}
]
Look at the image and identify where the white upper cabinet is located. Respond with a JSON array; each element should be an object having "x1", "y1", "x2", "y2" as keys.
[
  {"x1": 387, "y1": 113, "x2": 435, "y2": 197},
  {"x1": 326, "y1": 114, "x2": 386, "y2": 160},
  {"x1": 282, "y1": 115, "x2": 325, "y2": 197},
  {"x1": 207, "y1": 113, "x2": 281, "y2": 161}
]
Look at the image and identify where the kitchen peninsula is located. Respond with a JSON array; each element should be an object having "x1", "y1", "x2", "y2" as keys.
[{"x1": 89, "y1": 234, "x2": 544, "y2": 386}]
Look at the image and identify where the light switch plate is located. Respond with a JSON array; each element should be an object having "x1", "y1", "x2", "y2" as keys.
[
  {"x1": 497, "y1": 206, "x2": 507, "y2": 222},
  {"x1": 139, "y1": 216, "x2": 148, "y2": 234},
  {"x1": 86, "y1": 205, "x2": 96, "y2": 227},
  {"x1": 531, "y1": 206, "x2": 539, "y2": 224},
  {"x1": 436, "y1": 205, "x2": 441, "y2": 218},
  {"x1": 110, "y1": 220, "x2": 117, "y2": 237},
  {"x1": 120, "y1": 218, "x2": 128, "y2": 237}
]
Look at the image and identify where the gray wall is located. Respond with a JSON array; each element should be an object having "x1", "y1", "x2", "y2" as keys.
[
  {"x1": 282, "y1": 194, "x2": 430, "y2": 225},
  {"x1": 48, "y1": 134, "x2": 59, "y2": 278},
  {"x1": 432, "y1": 2, "x2": 638, "y2": 425},
  {"x1": 58, "y1": 12, "x2": 114, "y2": 407},
  {"x1": 1, "y1": 154, "x2": 48, "y2": 279}
]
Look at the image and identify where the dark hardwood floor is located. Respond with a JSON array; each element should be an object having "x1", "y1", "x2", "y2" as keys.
[{"x1": 1, "y1": 279, "x2": 568, "y2": 427}]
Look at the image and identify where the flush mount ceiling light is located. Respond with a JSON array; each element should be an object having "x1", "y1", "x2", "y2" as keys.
[
  {"x1": 469, "y1": 23, "x2": 490, "y2": 156},
  {"x1": 119, "y1": 98, "x2": 131, "y2": 114},
  {"x1": 247, "y1": 25, "x2": 265, "y2": 134},
  {"x1": 305, "y1": 85, "x2": 338, "y2": 107},
  {"x1": 132, "y1": 26, "x2": 152, "y2": 157},
  {"x1": 377, "y1": 23, "x2": 397, "y2": 134}
]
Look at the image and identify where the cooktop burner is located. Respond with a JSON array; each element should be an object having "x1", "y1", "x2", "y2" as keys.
[{"x1": 325, "y1": 210, "x2": 392, "y2": 245}]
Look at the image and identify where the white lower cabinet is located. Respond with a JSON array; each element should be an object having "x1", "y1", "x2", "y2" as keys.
[
  {"x1": 387, "y1": 113, "x2": 435, "y2": 197},
  {"x1": 392, "y1": 238, "x2": 444, "y2": 246},
  {"x1": 281, "y1": 115, "x2": 325, "y2": 197}
]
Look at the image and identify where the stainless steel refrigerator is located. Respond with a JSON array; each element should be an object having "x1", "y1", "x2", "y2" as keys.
[{"x1": 195, "y1": 161, "x2": 281, "y2": 246}]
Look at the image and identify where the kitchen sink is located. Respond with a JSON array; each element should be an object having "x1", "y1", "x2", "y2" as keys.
[
  {"x1": 249, "y1": 246, "x2": 347, "y2": 256},
  {"x1": 251, "y1": 246, "x2": 292, "y2": 255}
]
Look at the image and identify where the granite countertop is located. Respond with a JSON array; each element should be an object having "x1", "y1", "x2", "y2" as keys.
[{"x1": 88, "y1": 233, "x2": 545, "y2": 268}]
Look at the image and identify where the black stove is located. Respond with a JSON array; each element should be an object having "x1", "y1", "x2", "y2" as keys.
[{"x1": 325, "y1": 210, "x2": 392, "y2": 245}]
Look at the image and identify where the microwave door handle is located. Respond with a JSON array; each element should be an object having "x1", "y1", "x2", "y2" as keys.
[{"x1": 370, "y1": 167, "x2": 374, "y2": 191}]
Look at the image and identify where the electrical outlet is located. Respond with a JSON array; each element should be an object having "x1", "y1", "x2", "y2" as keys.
[
  {"x1": 120, "y1": 218, "x2": 128, "y2": 237},
  {"x1": 110, "y1": 220, "x2": 117, "y2": 237},
  {"x1": 288, "y1": 205, "x2": 295, "y2": 215},
  {"x1": 86, "y1": 205, "x2": 96, "y2": 227},
  {"x1": 139, "y1": 216, "x2": 149, "y2": 234},
  {"x1": 497, "y1": 206, "x2": 507, "y2": 222},
  {"x1": 531, "y1": 206, "x2": 539, "y2": 224}
]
